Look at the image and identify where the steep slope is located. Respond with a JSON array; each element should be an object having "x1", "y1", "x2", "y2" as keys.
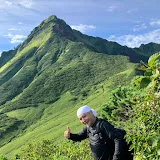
[{"x1": 0, "y1": 15, "x2": 159, "y2": 158}]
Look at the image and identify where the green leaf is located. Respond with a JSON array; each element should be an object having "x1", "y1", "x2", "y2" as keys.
[
  {"x1": 157, "y1": 149, "x2": 160, "y2": 155},
  {"x1": 152, "y1": 139, "x2": 158, "y2": 148},
  {"x1": 144, "y1": 71, "x2": 152, "y2": 76},
  {"x1": 151, "y1": 69, "x2": 159, "y2": 80},
  {"x1": 135, "y1": 76, "x2": 144, "y2": 84},
  {"x1": 147, "y1": 80, "x2": 157, "y2": 89},
  {"x1": 148, "y1": 52, "x2": 160, "y2": 67},
  {"x1": 140, "y1": 78, "x2": 151, "y2": 89}
]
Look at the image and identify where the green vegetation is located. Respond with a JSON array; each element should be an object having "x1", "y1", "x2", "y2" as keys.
[
  {"x1": 18, "y1": 140, "x2": 92, "y2": 160},
  {"x1": 0, "y1": 140, "x2": 92, "y2": 160},
  {"x1": 125, "y1": 53, "x2": 160, "y2": 160},
  {"x1": 102, "y1": 53, "x2": 160, "y2": 160},
  {"x1": 134, "y1": 42, "x2": 160, "y2": 57},
  {"x1": 0, "y1": 15, "x2": 160, "y2": 159}
]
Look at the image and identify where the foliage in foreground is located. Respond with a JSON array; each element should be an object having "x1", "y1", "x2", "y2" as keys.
[
  {"x1": 125, "y1": 53, "x2": 160, "y2": 160},
  {"x1": 102, "y1": 53, "x2": 160, "y2": 160},
  {"x1": 0, "y1": 155, "x2": 8, "y2": 160},
  {"x1": 15, "y1": 139, "x2": 92, "y2": 160}
]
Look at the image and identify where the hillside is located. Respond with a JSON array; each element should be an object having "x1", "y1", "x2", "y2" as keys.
[
  {"x1": 0, "y1": 15, "x2": 160, "y2": 158},
  {"x1": 134, "y1": 42, "x2": 160, "y2": 56}
]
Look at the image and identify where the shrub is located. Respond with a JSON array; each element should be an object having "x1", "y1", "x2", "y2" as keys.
[{"x1": 17, "y1": 139, "x2": 92, "y2": 160}]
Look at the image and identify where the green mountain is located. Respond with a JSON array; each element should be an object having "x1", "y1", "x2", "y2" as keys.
[
  {"x1": 0, "y1": 15, "x2": 160, "y2": 158},
  {"x1": 134, "y1": 42, "x2": 160, "y2": 56}
]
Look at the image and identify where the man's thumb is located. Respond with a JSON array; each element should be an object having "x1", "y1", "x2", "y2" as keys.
[{"x1": 67, "y1": 126, "x2": 70, "y2": 132}]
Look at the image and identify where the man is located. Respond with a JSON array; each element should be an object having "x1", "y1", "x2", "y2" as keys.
[{"x1": 64, "y1": 105, "x2": 133, "y2": 160}]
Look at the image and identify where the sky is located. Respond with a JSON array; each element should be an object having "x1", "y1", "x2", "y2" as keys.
[{"x1": 0, "y1": 0, "x2": 160, "y2": 55}]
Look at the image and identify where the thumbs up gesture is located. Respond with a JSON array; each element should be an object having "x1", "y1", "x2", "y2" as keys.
[{"x1": 64, "y1": 126, "x2": 71, "y2": 139}]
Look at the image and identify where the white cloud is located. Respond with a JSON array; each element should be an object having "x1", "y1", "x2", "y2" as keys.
[
  {"x1": 133, "y1": 23, "x2": 147, "y2": 32},
  {"x1": 1, "y1": 0, "x2": 34, "y2": 8},
  {"x1": 18, "y1": 22, "x2": 23, "y2": 25},
  {"x1": 127, "y1": 8, "x2": 138, "y2": 14},
  {"x1": 4, "y1": 0, "x2": 13, "y2": 6},
  {"x1": 17, "y1": 0, "x2": 34, "y2": 8},
  {"x1": 4, "y1": 33, "x2": 27, "y2": 44},
  {"x1": 71, "y1": 24, "x2": 96, "y2": 33},
  {"x1": 108, "y1": 29, "x2": 160, "y2": 48},
  {"x1": 8, "y1": 28, "x2": 21, "y2": 31},
  {"x1": 106, "y1": 5, "x2": 118, "y2": 12},
  {"x1": 150, "y1": 20, "x2": 160, "y2": 26}
]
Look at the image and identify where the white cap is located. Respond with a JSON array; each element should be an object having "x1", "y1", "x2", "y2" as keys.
[{"x1": 77, "y1": 105, "x2": 97, "y2": 117}]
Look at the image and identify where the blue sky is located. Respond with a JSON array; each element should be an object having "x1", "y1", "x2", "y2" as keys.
[{"x1": 0, "y1": 0, "x2": 160, "y2": 55}]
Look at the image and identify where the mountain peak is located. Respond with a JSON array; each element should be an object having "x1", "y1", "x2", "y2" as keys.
[
  {"x1": 37, "y1": 15, "x2": 75, "y2": 40},
  {"x1": 43, "y1": 15, "x2": 58, "y2": 23},
  {"x1": 48, "y1": 15, "x2": 58, "y2": 20},
  {"x1": 19, "y1": 15, "x2": 76, "y2": 50}
]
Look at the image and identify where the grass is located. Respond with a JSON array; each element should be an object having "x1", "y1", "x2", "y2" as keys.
[
  {"x1": 0, "y1": 15, "x2": 138, "y2": 159},
  {"x1": 0, "y1": 26, "x2": 52, "y2": 74},
  {"x1": 0, "y1": 53, "x2": 136, "y2": 159},
  {"x1": 0, "y1": 65, "x2": 135, "y2": 159}
]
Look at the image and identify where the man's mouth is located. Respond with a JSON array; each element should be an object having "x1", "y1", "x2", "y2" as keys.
[{"x1": 84, "y1": 121, "x2": 89, "y2": 125}]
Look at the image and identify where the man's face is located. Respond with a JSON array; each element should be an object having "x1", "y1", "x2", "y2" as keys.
[{"x1": 78, "y1": 111, "x2": 95, "y2": 127}]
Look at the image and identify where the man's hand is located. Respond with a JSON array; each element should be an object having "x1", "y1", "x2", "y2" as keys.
[{"x1": 64, "y1": 126, "x2": 71, "y2": 139}]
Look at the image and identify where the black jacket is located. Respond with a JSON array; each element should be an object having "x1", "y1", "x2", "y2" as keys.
[{"x1": 69, "y1": 118, "x2": 132, "y2": 160}]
